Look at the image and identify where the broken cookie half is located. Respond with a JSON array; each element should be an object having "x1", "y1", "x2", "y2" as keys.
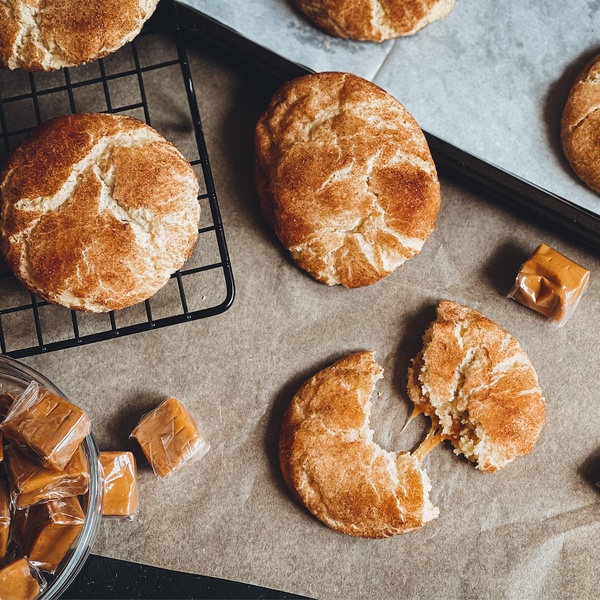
[
  {"x1": 408, "y1": 300, "x2": 546, "y2": 473},
  {"x1": 279, "y1": 351, "x2": 438, "y2": 538}
]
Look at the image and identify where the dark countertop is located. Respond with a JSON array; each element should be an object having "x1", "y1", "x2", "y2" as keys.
[{"x1": 62, "y1": 555, "x2": 303, "y2": 599}]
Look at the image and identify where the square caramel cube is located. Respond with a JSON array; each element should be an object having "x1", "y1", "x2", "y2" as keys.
[
  {"x1": 100, "y1": 451, "x2": 139, "y2": 517},
  {"x1": 0, "y1": 481, "x2": 9, "y2": 562},
  {"x1": 1, "y1": 384, "x2": 91, "y2": 470},
  {"x1": 5, "y1": 444, "x2": 89, "y2": 508},
  {"x1": 0, "y1": 558, "x2": 41, "y2": 600},
  {"x1": 131, "y1": 397, "x2": 209, "y2": 478},
  {"x1": 13, "y1": 496, "x2": 85, "y2": 572},
  {"x1": 509, "y1": 243, "x2": 590, "y2": 326}
]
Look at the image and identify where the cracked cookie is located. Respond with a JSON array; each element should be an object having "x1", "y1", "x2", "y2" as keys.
[
  {"x1": 408, "y1": 300, "x2": 546, "y2": 473},
  {"x1": 0, "y1": 0, "x2": 159, "y2": 71},
  {"x1": 561, "y1": 53, "x2": 600, "y2": 194},
  {"x1": 255, "y1": 72, "x2": 441, "y2": 288},
  {"x1": 0, "y1": 113, "x2": 200, "y2": 312},
  {"x1": 279, "y1": 351, "x2": 439, "y2": 538},
  {"x1": 293, "y1": 0, "x2": 454, "y2": 42}
]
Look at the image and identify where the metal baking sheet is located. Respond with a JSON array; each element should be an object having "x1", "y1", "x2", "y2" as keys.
[{"x1": 178, "y1": 0, "x2": 600, "y2": 250}]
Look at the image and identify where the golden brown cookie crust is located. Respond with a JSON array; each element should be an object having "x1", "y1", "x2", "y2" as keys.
[
  {"x1": 0, "y1": 0, "x2": 159, "y2": 71},
  {"x1": 255, "y1": 72, "x2": 441, "y2": 288},
  {"x1": 561, "y1": 54, "x2": 600, "y2": 194},
  {"x1": 294, "y1": 0, "x2": 454, "y2": 41},
  {"x1": 407, "y1": 301, "x2": 546, "y2": 473},
  {"x1": 280, "y1": 351, "x2": 438, "y2": 538},
  {"x1": 0, "y1": 113, "x2": 200, "y2": 312}
]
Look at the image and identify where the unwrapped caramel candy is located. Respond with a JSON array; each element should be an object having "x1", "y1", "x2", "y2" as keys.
[
  {"x1": 13, "y1": 496, "x2": 85, "y2": 572},
  {"x1": 131, "y1": 397, "x2": 210, "y2": 478},
  {"x1": 100, "y1": 451, "x2": 139, "y2": 517},
  {"x1": 509, "y1": 243, "x2": 590, "y2": 326},
  {"x1": 0, "y1": 480, "x2": 10, "y2": 561},
  {"x1": 1, "y1": 383, "x2": 91, "y2": 470},
  {"x1": 0, "y1": 558, "x2": 42, "y2": 600},
  {"x1": 5, "y1": 444, "x2": 89, "y2": 508}
]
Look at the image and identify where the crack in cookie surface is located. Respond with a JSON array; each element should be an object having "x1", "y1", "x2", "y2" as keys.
[
  {"x1": 0, "y1": 114, "x2": 199, "y2": 312},
  {"x1": 256, "y1": 72, "x2": 440, "y2": 288}
]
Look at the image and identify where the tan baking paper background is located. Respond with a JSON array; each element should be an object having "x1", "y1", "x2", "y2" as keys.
[{"x1": 6, "y1": 32, "x2": 599, "y2": 600}]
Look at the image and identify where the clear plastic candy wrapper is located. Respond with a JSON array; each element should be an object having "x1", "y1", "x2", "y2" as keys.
[
  {"x1": 0, "y1": 389, "x2": 18, "y2": 463},
  {"x1": 100, "y1": 451, "x2": 139, "y2": 518},
  {"x1": 130, "y1": 396, "x2": 210, "y2": 479},
  {"x1": 0, "y1": 480, "x2": 10, "y2": 562},
  {"x1": 13, "y1": 496, "x2": 86, "y2": 573},
  {"x1": 1, "y1": 381, "x2": 92, "y2": 470},
  {"x1": 0, "y1": 557, "x2": 46, "y2": 600},
  {"x1": 5, "y1": 444, "x2": 89, "y2": 508},
  {"x1": 0, "y1": 389, "x2": 16, "y2": 419},
  {"x1": 508, "y1": 243, "x2": 590, "y2": 327}
]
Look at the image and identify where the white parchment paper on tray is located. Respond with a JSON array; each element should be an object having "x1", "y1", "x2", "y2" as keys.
[
  {"x1": 16, "y1": 36, "x2": 599, "y2": 600},
  {"x1": 185, "y1": 0, "x2": 600, "y2": 216}
]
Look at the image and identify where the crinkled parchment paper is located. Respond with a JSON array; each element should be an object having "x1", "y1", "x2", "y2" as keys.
[{"x1": 7, "y1": 20, "x2": 600, "y2": 600}]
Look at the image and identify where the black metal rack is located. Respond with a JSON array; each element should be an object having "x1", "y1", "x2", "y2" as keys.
[{"x1": 0, "y1": 1, "x2": 234, "y2": 359}]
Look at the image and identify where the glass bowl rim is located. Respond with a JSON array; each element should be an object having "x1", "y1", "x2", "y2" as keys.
[{"x1": 0, "y1": 354, "x2": 102, "y2": 599}]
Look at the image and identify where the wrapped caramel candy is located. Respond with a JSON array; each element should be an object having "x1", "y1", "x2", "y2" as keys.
[
  {"x1": 131, "y1": 397, "x2": 210, "y2": 478},
  {"x1": 5, "y1": 445, "x2": 89, "y2": 508},
  {"x1": 100, "y1": 451, "x2": 139, "y2": 518},
  {"x1": 13, "y1": 496, "x2": 85, "y2": 572},
  {"x1": 0, "y1": 480, "x2": 10, "y2": 561},
  {"x1": 508, "y1": 243, "x2": 590, "y2": 327},
  {"x1": 0, "y1": 558, "x2": 44, "y2": 600},
  {"x1": 0, "y1": 390, "x2": 17, "y2": 420},
  {"x1": 0, "y1": 390, "x2": 17, "y2": 463},
  {"x1": 1, "y1": 382, "x2": 91, "y2": 470}
]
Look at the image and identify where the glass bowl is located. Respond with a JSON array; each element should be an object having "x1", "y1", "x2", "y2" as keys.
[{"x1": 0, "y1": 354, "x2": 102, "y2": 599}]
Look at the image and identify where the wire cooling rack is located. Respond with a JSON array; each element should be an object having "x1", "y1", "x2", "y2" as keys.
[{"x1": 0, "y1": 1, "x2": 234, "y2": 359}]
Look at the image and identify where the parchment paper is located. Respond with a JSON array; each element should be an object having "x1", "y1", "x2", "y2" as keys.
[
  {"x1": 12, "y1": 28, "x2": 600, "y2": 600},
  {"x1": 185, "y1": 0, "x2": 600, "y2": 217}
]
